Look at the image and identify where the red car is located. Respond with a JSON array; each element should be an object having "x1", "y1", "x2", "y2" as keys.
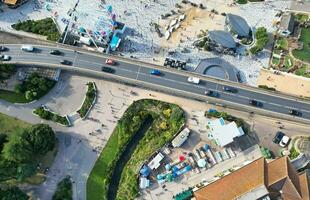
[{"x1": 105, "y1": 58, "x2": 114, "y2": 65}]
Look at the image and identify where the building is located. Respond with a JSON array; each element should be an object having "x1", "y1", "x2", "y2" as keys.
[
  {"x1": 207, "y1": 118, "x2": 244, "y2": 147},
  {"x1": 225, "y1": 14, "x2": 251, "y2": 38},
  {"x1": 207, "y1": 30, "x2": 237, "y2": 53},
  {"x1": 279, "y1": 13, "x2": 295, "y2": 37},
  {"x1": 147, "y1": 152, "x2": 164, "y2": 170},
  {"x1": 171, "y1": 128, "x2": 190, "y2": 148},
  {"x1": 194, "y1": 156, "x2": 310, "y2": 200},
  {"x1": 2, "y1": 0, "x2": 28, "y2": 8}
]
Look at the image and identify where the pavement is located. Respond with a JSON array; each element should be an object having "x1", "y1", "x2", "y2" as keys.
[{"x1": 2, "y1": 44, "x2": 310, "y2": 122}]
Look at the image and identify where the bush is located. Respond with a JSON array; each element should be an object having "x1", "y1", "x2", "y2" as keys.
[
  {"x1": 289, "y1": 147, "x2": 300, "y2": 160},
  {"x1": 0, "y1": 64, "x2": 17, "y2": 81},
  {"x1": 12, "y1": 18, "x2": 60, "y2": 41},
  {"x1": 258, "y1": 85, "x2": 276, "y2": 91},
  {"x1": 250, "y1": 27, "x2": 269, "y2": 55},
  {"x1": 34, "y1": 107, "x2": 69, "y2": 126},
  {"x1": 53, "y1": 176, "x2": 73, "y2": 200},
  {"x1": 77, "y1": 82, "x2": 96, "y2": 118}
]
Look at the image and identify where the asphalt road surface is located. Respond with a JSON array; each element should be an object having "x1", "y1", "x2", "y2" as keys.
[{"x1": 2, "y1": 44, "x2": 310, "y2": 120}]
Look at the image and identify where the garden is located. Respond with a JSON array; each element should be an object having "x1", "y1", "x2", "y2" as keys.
[
  {"x1": 250, "y1": 27, "x2": 269, "y2": 55},
  {"x1": 292, "y1": 27, "x2": 310, "y2": 63},
  {"x1": 33, "y1": 106, "x2": 70, "y2": 126},
  {"x1": 77, "y1": 82, "x2": 97, "y2": 119},
  {"x1": 0, "y1": 114, "x2": 57, "y2": 197},
  {"x1": 12, "y1": 18, "x2": 60, "y2": 41},
  {"x1": 87, "y1": 99, "x2": 185, "y2": 200}
]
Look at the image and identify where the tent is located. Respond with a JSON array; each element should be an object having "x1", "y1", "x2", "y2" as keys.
[{"x1": 140, "y1": 165, "x2": 151, "y2": 177}]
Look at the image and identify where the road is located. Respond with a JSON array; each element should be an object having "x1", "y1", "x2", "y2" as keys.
[{"x1": 2, "y1": 44, "x2": 310, "y2": 121}]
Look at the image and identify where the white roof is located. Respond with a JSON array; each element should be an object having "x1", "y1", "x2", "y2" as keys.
[
  {"x1": 171, "y1": 128, "x2": 190, "y2": 148},
  {"x1": 208, "y1": 118, "x2": 244, "y2": 147},
  {"x1": 148, "y1": 152, "x2": 164, "y2": 170},
  {"x1": 139, "y1": 177, "x2": 150, "y2": 189}
]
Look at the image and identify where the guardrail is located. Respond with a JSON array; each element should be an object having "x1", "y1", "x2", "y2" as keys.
[{"x1": 10, "y1": 61, "x2": 310, "y2": 125}]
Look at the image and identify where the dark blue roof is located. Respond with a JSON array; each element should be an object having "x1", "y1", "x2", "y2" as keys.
[{"x1": 226, "y1": 14, "x2": 250, "y2": 37}]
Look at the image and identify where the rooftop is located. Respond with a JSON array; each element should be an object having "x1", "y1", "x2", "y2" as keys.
[
  {"x1": 208, "y1": 30, "x2": 236, "y2": 49},
  {"x1": 226, "y1": 14, "x2": 251, "y2": 37}
]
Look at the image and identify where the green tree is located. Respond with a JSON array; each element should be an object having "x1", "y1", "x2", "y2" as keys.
[
  {"x1": 25, "y1": 90, "x2": 33, "y2": 100},
  {"x1": 52, "y1": 176, "x2": 73, "y2": 200},
  {"x1": 16, "y1": 163, "x2": 37, "y2": 181},
  {"x1": 0, "y1": 187, "x2": 29, "y2": 200}
]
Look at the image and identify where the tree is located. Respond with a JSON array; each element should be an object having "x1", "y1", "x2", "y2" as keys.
[
  {"x1": 0, "y1": 187, "x2": 29, "y2": 200},
  {"x1": 16, "y1": 163, "x2": 37, "y2": 181},
  {"x1": 25, "y1": 90, "x2": 33, "y2": 100},
  {"x1": 0, "y1": 133, "x2": 8, "y2": 151},
  {"x1": 52, "y1": 176, "x2": 73, "y2": 200}
]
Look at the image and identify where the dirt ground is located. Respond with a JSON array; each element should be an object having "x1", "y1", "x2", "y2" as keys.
[{"x1": 257, "y1": 68, "x2": 310, "y2": 97}]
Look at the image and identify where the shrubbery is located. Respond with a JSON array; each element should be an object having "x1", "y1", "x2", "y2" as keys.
[
  {"x1": 77, "y1": 82, "x2": 96, "y2": 118},
  {"x1": 0, "y1": 64, "x2": 16, "y2": 81},
  {"x1": 12, "y1": 18, "x2": 60, "y2": 41},
  {"x1": 34, "y1": 107, "x2": 70, "y2": 126},
  {"x1": 14, "y1": 73, "x2": 55, "y2": 101},
  {"x1": 53, "y1": 176, "x2": 73, "y2": 200},
  {"x1": 258, "y1": 85, "x2": 276, "y2": 91},
  {"x1": 0, "y1": 187, "x2": 29, "y2": 200},
  {"x1": 250, "y1": 27, "x2": 269, "y2": 55}
]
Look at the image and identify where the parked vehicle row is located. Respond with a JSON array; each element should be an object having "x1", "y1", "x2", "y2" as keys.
[{"x1": 273, "y1": 131, "x2": 290, "y2": 147}]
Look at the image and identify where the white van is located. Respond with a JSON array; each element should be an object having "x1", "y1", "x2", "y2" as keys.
[
  {"x1": 21, "y1": 45, "x2": 34, "y2": 52},
  {"x1": 187, "y1": 76, "x2": 200, "y2": 84}
]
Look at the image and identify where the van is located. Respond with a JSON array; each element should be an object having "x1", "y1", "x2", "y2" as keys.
[
  {"x1": 187, "y1": 77, "x2": 200, "y2": 84},
  {"x1": 21, "y1": 45, "x2": 34, "y2": 52}
]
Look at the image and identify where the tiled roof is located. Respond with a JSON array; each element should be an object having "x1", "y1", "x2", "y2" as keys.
[
  {"x1": 299, "y1": 171, "x2": 310, "y2": 200},
  {"x1": 194, "y1": 158, "x2": 265, "y2": 200}
]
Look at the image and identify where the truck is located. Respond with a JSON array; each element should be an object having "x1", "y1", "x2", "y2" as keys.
[{"x1": 187, "y1": 77, "x2": 200, "y2": 84}]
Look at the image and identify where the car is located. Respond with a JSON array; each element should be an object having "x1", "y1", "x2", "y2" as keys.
[
  {"x1": 105, "y1": 58, "x2": 115, "y2": 65},
  {"x1": 0, "y1": 46, "x2": 7, "y2": 51},
  {"x1": 101, "y1": 66, "x2": 115, "y2": 73},
  {"x1": 249, "y1": 99, "x2": 263, "y2": 107},
  {"x1": 272, "y1": 131, "x2": 285, "y2": 144},
  {"x1": 21, "y1": 45, "x2": 34, "y2": 52},
  {"x1": 50, "y1": 49, "x2": 62, "y2": 55},
  {"x1": 187, "y1": 77, "x2": 200, "y2": 84},
  {"x1": 289, "y1": 109, "x2": 302, "y2": 116},
  {"x1": 279, "y1": 135, "x2": 290, "y2": 147},
  {"x1": 0, "y1": 55, "x2": 11, "y2": 61},
  {"x1": 204, "y1": 90, "x2": 219, "y2": 98},
  {"x1": 223, "y1": 86, "x2": 237, "y2": 93},
  {"x1": 60, "y1": 60, "x2": 72, "y2": 65},
  {"x1": 150, "y1": 69, "x2": 161, "y2": 75}
]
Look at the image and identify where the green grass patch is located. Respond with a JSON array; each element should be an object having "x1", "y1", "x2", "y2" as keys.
[
  {"x1": 77, "y1": 82, "x2": 97, "y2": 118},
  {"x1": 12, "y1": 18, "x2": 60, "y2": 41},
  {"x1": 0, "y1": 112, "x2": 30, "y2": 135},
  {"x1": 87, "y1": 99, "x2": 185, "y2": 200},
  {"x1": 250, "y1": 27, "x2": 269, "y2": 55},
  {"x1": 33, "y1": 107, "x2": 70, "y2": 126},
  {"x1": 271, "y1": 56, "x2": 280, "y2": 66},
  {"x1": 295, "y1": 64, "x2": 310, "y2": 78},
  {"x1": 292, "y1": 27, "x2": 310, "y2": 63},
  {"x1": 275, "y1": 37, "x2": 288, "y2": 50},
  {"x1": 284, "y1": 55, "x2": 294, "y2": 69},
  {"x1": 0, "y1": 89, "x2": 30, "y2": 103}
]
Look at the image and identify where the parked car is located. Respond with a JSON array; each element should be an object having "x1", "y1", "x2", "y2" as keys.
[
  {"x1": 249, "y1": 99, "x2": 263, "y2": 107},
  {"x1": 60, "y1": 60, "x2": 72, "y2": 65},
  {"x1": 21, "y1": 45, "x2": 34, "y2": 52},
  {"x1": 205, "y1": 90, "x2": 219, "y2": 98},
  {"x1": 105, "y1": 58, "x2": 115, "y2": 65},
  {"x1": 101, "y1": 66, "x2": 115, "y2": 73},
  {"x1": 222, "y1": 86, "x2": 237, "y2": 93},
  {"x1": 150, "y1": 69, "x2": 161, "y2": 76},
  {"x1": 0, "y1": 55, "x2": 10, "y2": 61},
  {"x1": 272, "y1": 131, "x2": 285, "y2": 144},
  {"x1": 289, "y1": 109, "x2": 302, "y2": 116},
  {"x1": 0, "y1": 46, "x2": 7, "y2": 51},
  {"x1": 50, "y1": 49, "x2": 62, "y2": 55},
  {"x1": 187, "y1": 77, "x2": 200, "y2": 84},
  {"x1": 279, "y1": 135, "x2": 290, "y2": 147}
]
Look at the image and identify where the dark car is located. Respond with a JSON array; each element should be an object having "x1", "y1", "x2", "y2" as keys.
[
  {"x1": 0, "y1": 46, "x2": 7, "y2": 52},
  {"x1": 222, "y1": 86, "x2": 238, "y2": 93},
  {"x1": 249, "y1": 99, "x2": 263, "y2": 107},
  {"x1": 60, "y1": 60, "x2": 72, "y2": 65},
  {"x1": 273, "y1": 131, "x2": 285, "y2": 144},
  {"x1": 205, "y1": 90, "x2": 219, "y2": 98},
  {"x1": 289, "y1": 109, "x2": 302, "y2": 116},
  {"x1": 50, "y1": 49, "x2": 62, "y2": 55},
  {"x1": 101, "y1": 66, "x2": 115, "y2": 73}
]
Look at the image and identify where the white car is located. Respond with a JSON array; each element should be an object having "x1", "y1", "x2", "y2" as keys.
[
  {"x1": 187, "y1": 77, "x2": 200, "y2": 84},
  {"x1": 279, "y1": 135, "x2": 290, "y2": 147},
  {"x1": 0, "y1": 55, "x2": 10, "y2": 61}
]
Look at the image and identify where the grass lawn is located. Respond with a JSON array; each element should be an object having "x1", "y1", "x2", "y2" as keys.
[
  {"x1": 272, "y1": 56, "x2": 280, "y2": 66},
  {"x1": 276, "y1": 37, "x2": 288, "y2": 50},
  {"x1": 293, "y1": 27, "x2": 310, "y2": 63},
  {"x1": 295, "y1": 14, "x2": 310, "y2": 23},
  {"x1": 0, "y1": 89, "x2": 30, "y2": 103},
  {"x1": 284, "y1": 55, "x2": 294, "y2": 69},
  {"x1": 87, "y1": 99, "x2": 185, "y2": 200},
  {"x1": 0, "y1": 112, "x2": 30, "y2": 135},
  {"x1": 295, "y1": 64, "x2": 310, "y2": 78}
]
